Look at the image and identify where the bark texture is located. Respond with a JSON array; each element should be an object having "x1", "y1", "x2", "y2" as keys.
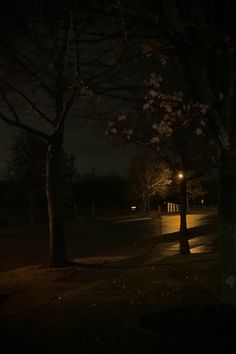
[
  {"x1": 179, "y1": 175, "x2": 191, "y2": 254},
  {"x1": 46, "y1": 133, "x2": 66, "y2": 266}
]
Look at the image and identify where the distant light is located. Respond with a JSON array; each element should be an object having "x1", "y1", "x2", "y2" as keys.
[
  {"x1": 131, "y1": 206, "x2": 137, "y2": 211},
  {"x1": 201, "y1": 199, "x2": 204, "y2": 204},
  {"x1": 178, "y1": 172, "x2": 184, "y2": 179}
]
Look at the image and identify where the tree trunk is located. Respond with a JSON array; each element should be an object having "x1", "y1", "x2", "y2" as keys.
[
  {"x1": 142, "y1": 192, "x2": 146, "y2": 212},
  {"x1": 145, "y1": 181, "x2": 150, "y2": 213},
  {"x1": 91, "y1": 167, "x2": 95, "y2": 216},
  {"x1": 29, "y1": 185, "x2": 35, "y2": 226},
  {"x1": 219, "y1": 150, "x2": 236, "y2": 305},
  {"x1": 179, "y1": 175, "x2": 191, "y2": 254},
  {"x1": 46, "y1": 133, "x2": 66, "y2": 266}
]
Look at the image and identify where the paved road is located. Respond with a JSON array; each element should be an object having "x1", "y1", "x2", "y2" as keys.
[
  {"x1": 0, "y1": 211, "x2": 217, "y2": 271},
  {"x1": 161, "y1": 212, "x2": 216, "y2": 234}
]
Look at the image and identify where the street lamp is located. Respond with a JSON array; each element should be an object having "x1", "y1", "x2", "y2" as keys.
[
  {"x1": 177, "y1": 171, "x2": 187, "y2": 230},
  {"x1": 178, "y1": 171, "x2": 189, "y2": 211},
  {"x1": 177, "y1": 170, "x2": 190, "y2": 253}
]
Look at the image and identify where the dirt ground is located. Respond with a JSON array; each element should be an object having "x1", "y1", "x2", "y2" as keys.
[{"x1": 1, "y1": 233, "x2": 234, "y2": 354}]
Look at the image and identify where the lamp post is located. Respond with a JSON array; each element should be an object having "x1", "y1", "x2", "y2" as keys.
[
  {"x1": 91, "y1": 166, "x2": 95, "y2": 216},
  {"x1": 178, "y1": 171, "x2": 190, "y2": 254}
]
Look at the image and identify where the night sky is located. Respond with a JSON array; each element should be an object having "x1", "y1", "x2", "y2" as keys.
[
  {"x1": 63, "y1": 122, "x2": 139, "y2": 176},
  {"x1": 0, "y1": 120, "x2": 138, "y2": 178}
]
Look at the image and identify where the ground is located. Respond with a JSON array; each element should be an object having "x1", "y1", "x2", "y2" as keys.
[{"x1": 0, "y1": 211, "x2": 234, "y2": 353}]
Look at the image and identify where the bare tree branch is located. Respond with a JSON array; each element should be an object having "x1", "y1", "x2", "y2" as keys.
[
  {"x1": 1, "y1": 91, "x2": 20, "y2": 123},
  {"x1": 0, "y1": 83, "x2": 55, "y2": 126},
  {"x1": 56, "y1": 87, "x2": 77, "y2": 131},
  {"x1": 10, "y1": 48, "x2": 55, "y2": 98},
  {"x1": 0, "y1": 111, "x2": 50, "y2": 142}
]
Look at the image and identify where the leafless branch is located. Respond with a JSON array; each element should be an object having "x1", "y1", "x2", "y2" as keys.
[
  {"x1": 1, "y1": 91, "x2": 20, "y2": 123},
  {"x1": 1, "y1": 82, "x2": 54, "y2": 126},
  {"x1": 0, "y1": 110, "x2": 50, "y2": 142},
  {"x1": 57, "y1": 87, "x2": 77, "y2": 131}
]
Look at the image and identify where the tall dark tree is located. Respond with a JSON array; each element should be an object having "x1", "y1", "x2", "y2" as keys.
[
  {"x1": 7, "y1": 132, "x2": 47, "y2": 225},
  {"x1": 74, "y1": 172, "x2": 126, "y2": 214},
  {"x1": 0, "y1": 1, "x2": 78, "y2": 265},
  {"x1": 0, "y1": 1, "x2": 133, "y2": 266},
  {"x1": 144, "y1": 0, "x2": 236, "y2": 306},
  {"x1": 6, "y1": 131, "x2": 77, "y2": 225}
]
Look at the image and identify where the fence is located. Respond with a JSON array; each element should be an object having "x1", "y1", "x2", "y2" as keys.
[{"x1": 167, "y1": 202, "x2": 179, "y2": 213}]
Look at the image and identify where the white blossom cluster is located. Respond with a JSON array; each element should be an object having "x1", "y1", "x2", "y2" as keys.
[
  {"x1": 141, "y1": 73, "x2": 209, "y2": 146},
  {"x1": 105, "y1": 72, "x2": 209, "y2": 146}
]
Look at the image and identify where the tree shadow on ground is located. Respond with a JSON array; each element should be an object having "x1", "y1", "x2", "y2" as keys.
[
  {"x1": 147, "y1": 213, "x2": 218, "y2": 245},
  {"x1": 50, "y1": 213, "x2": 218, "y2": 273}
]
